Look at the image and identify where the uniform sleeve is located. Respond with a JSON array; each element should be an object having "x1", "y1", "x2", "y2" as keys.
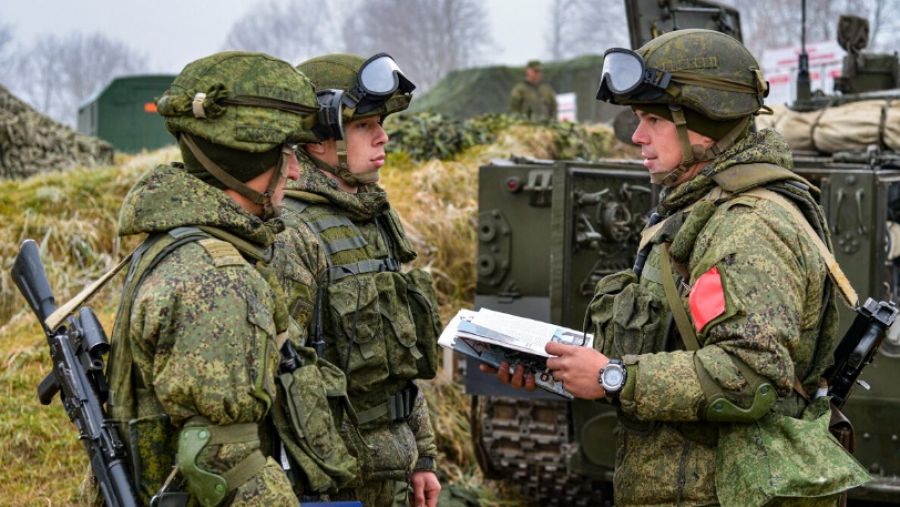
[
  {"x1": 545, "y1": 86, "x2": 558, "y2": 118},
  {"x1": 132, "y1": 244, "x2": 296, "y2": 503},
  {"x1": 509, "y1": 84, "x2": 525, "y2": 114},
  {"x1": 272, "y1": 218, "x2": 329, "y2": 343},
  {"x1": 408, "y1": 385, "x2": 439, "y2": 470},
  {"x1": 619, "y1": 200, "x2": 822, "y2": 422}
]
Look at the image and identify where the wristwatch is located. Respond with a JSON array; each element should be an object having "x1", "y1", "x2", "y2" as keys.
[{"x1": 598, "y1": 359, "x2": 627, "y2": 398}]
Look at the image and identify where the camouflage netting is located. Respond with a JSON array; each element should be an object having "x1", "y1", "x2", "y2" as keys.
[
  {"x1": 0, "y1": 85, "x2": 114, "y2": 179},
  {"x1": 384, "y1": 112, "x2": 615, "y2": 161},
  {"x1": 410, "y1": 55, "x2": 625, "y2": 123}
]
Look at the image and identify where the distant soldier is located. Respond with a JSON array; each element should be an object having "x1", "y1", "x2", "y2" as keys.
[{"x1": 509, "y1": 59, "x2": 558, "y2": 120}]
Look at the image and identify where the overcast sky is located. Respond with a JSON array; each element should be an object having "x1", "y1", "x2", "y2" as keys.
[{"x1": 3, "y1": 0, "x2": 550, "y2": 73}]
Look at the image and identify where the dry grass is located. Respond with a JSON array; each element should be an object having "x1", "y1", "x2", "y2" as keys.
[{"x1": 0, "y1": 123, "x2": 619, "y2": 505}]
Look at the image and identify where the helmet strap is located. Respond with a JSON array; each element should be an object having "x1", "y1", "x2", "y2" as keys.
[
  {"x1": 182, "y1": 134, "x2": 279, "y2": 219},
  {"x1": 656, "y1": 107, "x2": 751, "y2": 186},
  {"x1": 307, "y1": 139, "x2": 380, "y2": 188}
]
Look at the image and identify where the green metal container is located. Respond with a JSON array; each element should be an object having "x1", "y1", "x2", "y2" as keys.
[{"x1": 77, "y1": 75, "x2": 176, "y2": 153}]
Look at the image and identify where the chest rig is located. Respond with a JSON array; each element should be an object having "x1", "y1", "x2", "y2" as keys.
[{"x1": 282, "y1": 195, "x2": 439, "y2": 428}]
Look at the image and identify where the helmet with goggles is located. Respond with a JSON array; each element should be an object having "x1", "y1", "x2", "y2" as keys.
[
  {"x1": 596, "y1": 29, "x2": 770, "y2": 185},
  {"x1": 596, "y1": 29, "x2": 769, "y2": 120},
  {"x1": 299, "y1": 52, "x2": 415, "y2": 140},
  {"x1": 297, "y1": 52, "x2": 416, "y2": 186}
]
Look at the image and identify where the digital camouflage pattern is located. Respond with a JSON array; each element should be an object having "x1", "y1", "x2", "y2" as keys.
[
  {"x1": 610, "y1": 29, "x2": 768, "y2": 120},
  {"x1": 509, "y1": 81, "x2": 558, "y2": 120},
  {"x1": 156, "y1": 51, "x2": 320, "y2": 152},
  {"x1": 108, "y1": 163, "x2": 296, "y2": 505},
  {"x1": 271, "y1": 157, "x2": 440, "y2": 504},
  {"x1": 590, "y1": 128, "x2": 868, "y2": 505}
]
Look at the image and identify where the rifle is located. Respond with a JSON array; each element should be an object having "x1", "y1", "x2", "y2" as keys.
[
  {"x1": 11, "y1": 239, "x2": 136, "y2": 507},
  {"x1": 826, "y1": 297, "x2": 899, "y2": 408}
]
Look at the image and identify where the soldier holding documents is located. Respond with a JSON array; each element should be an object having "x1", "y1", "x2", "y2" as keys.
[{"x1": 488, "y1": 29, "x2": 869, "y2": 506}]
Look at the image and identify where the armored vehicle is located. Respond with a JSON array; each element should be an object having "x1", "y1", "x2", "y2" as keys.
[{"x1": 467, "y1": 1, "x2": 900, "y2": 504}]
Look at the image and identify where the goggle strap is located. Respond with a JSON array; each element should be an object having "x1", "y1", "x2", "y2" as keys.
[
  {"x1": 221, "y1": 96, "x2": 318, "y2": 117},
  {"x1": 669, "y1": 71, "x2": 762, "y2": 95},
  {"x1": 182, "y1": 134, "x2": 268, "y2": 206}
]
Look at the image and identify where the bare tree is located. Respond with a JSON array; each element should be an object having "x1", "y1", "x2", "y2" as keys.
[
  {"x1": 9, "y1": 32, "x2": 147, "y2": 126},
  {"x1": 544, "y1": 0, "x2": 629, "y2": 60},
  {"x1": 222, "y1": 0, "x2": 340, "y2": 65},
  {"x1": 546, "y1": 0, "x2": 577, "y2": 60},
  {"x1": 342, "y1": 0, "x2": 493, "y2": 90},
  {"x1": 723, "y1": 0, "x2": 900, "y2": 60}
]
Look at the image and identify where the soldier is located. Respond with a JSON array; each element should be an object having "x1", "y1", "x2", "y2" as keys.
[
  {"x1": 509, "y1": 59, "x2": 558, "y2": 120},
  {"x1": 488, "y1": 30, "x2": 869, "y2": 505},
  {"x1": 105, "y1": 51, "x2": 329, "y2": 506},
  {"x1": 270, "y1": 53, "x2": 442, "y2": 507}
]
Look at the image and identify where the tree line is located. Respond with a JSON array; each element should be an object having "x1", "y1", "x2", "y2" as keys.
[{"x1": 1, "y1": 0, "x2": 898, "y2": 128}]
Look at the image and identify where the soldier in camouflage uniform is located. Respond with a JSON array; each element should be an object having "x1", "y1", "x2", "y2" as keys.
[
  {"x1": 105, "y1": 51, "x2": 327, "y2": 506},
  {"x1": 490, "y1": 30, "x2": 869, "y2": 506},
  {"x1": 509, "y1": 59, "x2": 558, "y2": 120},
  {"x1": 270, "y1": 53, "x2": 442, "y2": 507}
]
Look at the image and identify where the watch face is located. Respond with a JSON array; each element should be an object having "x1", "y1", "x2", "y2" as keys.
[{"x1": 602, "y1": 364, "x2": 625, "y2": 390}]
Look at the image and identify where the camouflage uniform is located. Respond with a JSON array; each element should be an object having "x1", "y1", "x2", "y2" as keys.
[
  {"x1": 509, "y1": 80, "x2": 558, "y2": 120},
  {"x1": 105, "y1": 52, "x2": 326, "y2": 506},
  {"x1": 274, "y1": 159, "x2": 441, "y2": 507},
  {"x1": 270, "y1": 54, "x2": 440, "y2": 507},
  {"x1": 592, "y1": 30, "x2": 869, "y2": 506}
]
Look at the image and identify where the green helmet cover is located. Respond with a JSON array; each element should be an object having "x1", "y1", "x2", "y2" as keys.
[
  {"x1": 297, "y1": 53, "x2": 412, "y2": 122},
  {"x1": 614, "y1": 29, "x2": 768, "y2": 120},
  {"x1": 157, "y1": 51, "x2": 320, "y2": 152}
]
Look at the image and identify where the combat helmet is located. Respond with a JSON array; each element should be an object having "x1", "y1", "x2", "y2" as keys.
[
  {"x1": 596, "y1": 29, "x2": 770, "y2": 185},
  {"x1": 297, "y1": 53, "x2": 416, "y2": 186},
  {"x1": 156, "y1": 51, "x2": 320, "y2": 218}
]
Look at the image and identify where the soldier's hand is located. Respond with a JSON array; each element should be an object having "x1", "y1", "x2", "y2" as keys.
[
  {"x1": 479, "y1": 361, "x2": 537, "y2": 391},
  {"x1": 409, "y1": 470, "x2": 441, "y2": 507},
  {"x1": 545, "y1": 342, "x2": 608, "y2": 400}
]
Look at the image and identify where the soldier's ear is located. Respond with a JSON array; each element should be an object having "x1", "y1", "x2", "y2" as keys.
[{"x1": 305, "y1": 142, "x2": 327, "y2": 155}]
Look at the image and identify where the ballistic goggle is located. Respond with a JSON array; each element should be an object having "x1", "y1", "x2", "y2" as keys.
[
  {"x1": 596, "y1": 48, "x2": 672, "y2": 102},
  {"x1": 343, "y1": 52, "x2": 415, "y2": 115},
  {"x1": 314, "y1": 53, "x2": 415, "y2": 140},
  {"x1": 596, "y1": 47, "x2": 768, "y2": 104}
]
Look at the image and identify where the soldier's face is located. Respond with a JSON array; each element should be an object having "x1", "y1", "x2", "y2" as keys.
[
  {"x1": 526, "y1": 67, "x2": 542, "y2": 84},
  {"x1": 344, "y1": 116, "x2": 389, "y2": 179},
  {"x1": 632, "y1": 108, "x2": 709, "y2": 179}
]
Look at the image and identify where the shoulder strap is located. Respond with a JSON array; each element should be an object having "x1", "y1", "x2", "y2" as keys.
[
  {"x1": 709, "y1": 162, "x2": 810, "y2": 194},
  {"x1": 740, "y1": 187, "x2": 858, "y2": 307},
  {"x1": 659, "y1": 242, "x2": 700, "y2": 351}
]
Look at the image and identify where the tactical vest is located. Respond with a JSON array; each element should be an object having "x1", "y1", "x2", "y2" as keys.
[{"x1": 282, "y1": 196, "x2": 440, "y2": 428}]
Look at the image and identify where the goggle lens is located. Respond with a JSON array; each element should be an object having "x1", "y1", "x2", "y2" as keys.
[
  {"x1": 602, "y1": 50, "x2": 645, "y2": 94},
  {"x1": 359, "y1": 55, "x2": 403, "y2": 95}
]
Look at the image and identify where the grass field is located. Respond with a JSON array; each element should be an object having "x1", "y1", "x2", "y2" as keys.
[{"x1": 0, "y1": 121, "x2": 625, "y2": 505}]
